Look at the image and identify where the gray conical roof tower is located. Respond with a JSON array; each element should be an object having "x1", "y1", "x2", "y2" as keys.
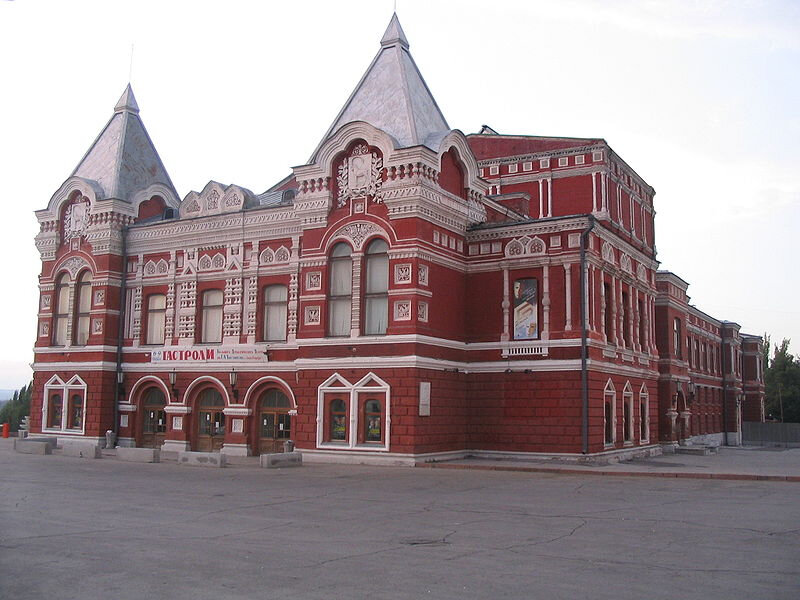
[
  {"x1": 311, "y1": 14, "x2": 450, "y2": 160},
  {"x1": 70, "y1": 84, "x2": 178, "y2": 202}
]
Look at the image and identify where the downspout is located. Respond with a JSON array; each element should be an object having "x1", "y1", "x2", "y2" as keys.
[
  {"x1": 580, "y1": 214, "x2": 596, "y2": 454},
  {"x1": 113, "y1": 223, "x2": 129, "y2": 437}
]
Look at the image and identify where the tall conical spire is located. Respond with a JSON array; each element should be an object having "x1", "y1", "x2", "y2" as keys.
[
  {"x1": 70, "y1": 84, "x2": 177, "y2": 202},
  {"x1": 380, "y1": 13, "x2": 409, "y2": 48},
  {"x1": 114, "y1": 83, "x2": 139, "y2": 114},
  {"x1": 311, "y1": 14, "x2": 450, "y2": 159}
]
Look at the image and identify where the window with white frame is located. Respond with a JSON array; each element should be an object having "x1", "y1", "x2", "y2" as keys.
[
  {"x1": 604, "y1": 379, "x2": 616, "y2": 446},
  {"x1": 639, "y1": 384, "x2": 650, "y2": 442},
  {"x1": 43, "y1": 375, "x2": 86, "y2": 433},
  {"x1": 263, "y1": 284, "x2": 288, "y2": 341},
  {"x1": 73, "y1": 271, "x2": 92, "y2": 346},
  {"x1": 73, "y1": 271, "x2": 93, "y2": 346},
  {"x1": 623, "y1": 382, "x2": 633, "y2": 443},
  {"x1": 364, "y1": 239, "x2": 389, "y2": 335},
  {"x1": 673, "y1": 317, "x2": 682, "y2": 359},
  {"x1": 317, "y1": 372, "x2": 390, "y2": 451},
  {"x1": 146, "y1": 293, "x2": 167, "y2": 345},
  {"x1": 327, "y1": 243, "x2": 353, "y2": 337},
  {"x1": 53, "y1": 273, "x2": 70, "y2": 346},
  {"x1": 201, "y1": 289, "x2": 224, "y2": 343}
]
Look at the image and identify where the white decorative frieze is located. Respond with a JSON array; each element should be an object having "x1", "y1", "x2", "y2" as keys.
[
  {"x1": 40, "y1": 295, "x2": 51, "y2": 310},
  {"x1": 92, "y1": 318, "x2": 103, "y2": 334},
  {"x1": 620, "y1": 253, "x2": 632, "y2": 274},
  {"x1": 504, "y1": 235, "x2": 546, "y2": 258},
  {"x1": 330, "y1": 221, "x2": 381, "y2": 251},
  {"x1": 39, "y1": 322, "x2": 49, "y2": 337},
  {"x1": 94, "y1": 289, "x2": 105, "y2": 306},
  {"x1": 602, "y1": 241, "x2": 615, "y2": 264}
]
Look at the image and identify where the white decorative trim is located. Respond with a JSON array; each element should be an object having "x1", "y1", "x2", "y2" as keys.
[
  {"x1": 306, "y1": 271, "x2": 322, "y2": 291},
  {"x1": 418, "y1": 264, "x2": 429, "y2": 286},
  {"x1": 394, "y1": 263, "x2": 412, "y2": 284},
  {"x1": 418, "y1": 301, "x2": 428, "y2": 323},
  {"x1": 393, "y1": 300, "x2": 411, "y2": 321},
  {"x1": 304, "y1": 305, "x2": 321, "y2": 325}
]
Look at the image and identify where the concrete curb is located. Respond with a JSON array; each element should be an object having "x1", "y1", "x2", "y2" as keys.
[{"x1": 416, "y1": 462, "x2": 800, "y2": 482}]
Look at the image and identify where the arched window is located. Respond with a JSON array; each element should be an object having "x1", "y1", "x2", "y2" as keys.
[
  {"x1": 363, "y1": 399, "x2": 382, "y2": 442},
  {"x1": 48, "y1": 394, "x2": 63, "y2": 429},
  {"x1": 68, "y1": 393, "x2": 84, "y2": 430},
  {"x1": 142, "y1": 387, "x2": 167, "y2": 437},
  {"x1": 201, "y1": 289, "x2": 224, "y2": 343},
  {"x1": 328, "y1": 243, "x2": 352, "y2": 337},
  {"x1": 364, "y1": 239, "x2": 388, "y2": 335},
  {"x1": 263, "y1": 285, "x2": 288, "y2": 341},
  {"x1": 53, "y1": 273, "x2": 70, "y2": 346},
  {"x1": 604, "y1": 380, "x2": 616, "y2": 446},
  {"x1": 329, "y1": 398, "x2": 347, "y2": 441},
  {"x1": 146, "y1": 294, "x2": 167, "y2": 345},
  {"x1": 74, "y1": 271, "x2": 93, "y2": 345}
]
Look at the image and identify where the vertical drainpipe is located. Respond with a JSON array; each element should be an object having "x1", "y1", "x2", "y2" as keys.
[
  {"x1": 113, "y1": 223, "x2": 129, "y2": 436},
  {"x1": 580, "y1": 214, "x2": 596, "y2": 454}
]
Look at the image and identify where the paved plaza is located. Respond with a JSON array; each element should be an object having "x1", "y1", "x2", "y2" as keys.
[{"x1": 1, "y1": 441, "x2": 798, "y2": 599}]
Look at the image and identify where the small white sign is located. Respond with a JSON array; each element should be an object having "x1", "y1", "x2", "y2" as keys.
[
  {"x1": 232, "y1": 418, "x2": 244, "y2": 433},
  {"x1": 419, "y1": 382, "x2": 431, "y2": 417},
  {"x1": 172, "y1": 416, "x2": 183, "y2": 430},
  {"x1": 120, "y1": 415, "x2": 128, "y2": 427}
]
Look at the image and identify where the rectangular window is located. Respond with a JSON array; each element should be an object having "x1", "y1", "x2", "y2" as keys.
[
  {"x1": 512, "y1": 278, "x2": 538, "y2": 340},
  {"x1": 508, "y1": 163, "x2": 518, "y2": 174},
  {"x1": 637, "y1": 298, "x2": 645, "y2": 349},
  {"x1": 201, "y1": 289, "x2": 224, "y2": 343},
  {"x1": 621, "y1": 291, "x2": 630, "y2": 347},
  {"x1": 146, "y1": 294, "x2": 166, "y2": 345},
  {"x1": 558, "y1": 157, "x2": 568, "y2": 167},
  {"x1": 263, "y1": 285, "x2": 288, "y2": 341},
  {"x1": 673, "y1": 318, "x2": 682, "y2": 359},
  {"x1": 603, "y1": 282, "x2": 612, "y2": 342}
]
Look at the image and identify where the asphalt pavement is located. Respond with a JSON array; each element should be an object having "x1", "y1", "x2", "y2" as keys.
[{"x1": 1, "y1": 438, "x2": 798, "y2": 599}]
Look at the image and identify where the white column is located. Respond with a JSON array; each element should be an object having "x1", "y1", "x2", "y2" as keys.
[
  {"x1": 564, "y1": 263, "x2": 572, "y2": 331},
  {"x1": 538, "y1": 180, "x2": 544, "y2": 218},
  {"x1": 591, "y1": 172, "x2": 598, "y2": 213},
  {"x1": 547, "y1": 178, "x2": 553, "y2": 217},
  {"x1": 501, "y1": 266, "x2": 510, "y2": 342},
  {"x1": 542, "y1": 265, "x2": 550, "y2": 341},
  {"x1": 600, "y1": 273, "x2": 607, "y2": 341}
]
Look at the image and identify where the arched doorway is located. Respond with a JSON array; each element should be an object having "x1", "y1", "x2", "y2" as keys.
[
  {"x1": 195, "y1": 388, "x2": 225, "y2": 452},
  {"x1": 140, "y1": 387, "x2": 167, "y2": 448},
  {"x1": 256, "y1": 388, "x2": 292, "y2": 454}
]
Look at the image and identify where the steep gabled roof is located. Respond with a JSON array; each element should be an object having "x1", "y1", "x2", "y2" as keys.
[
  {"x1": 311, "y1": 14, "x2": 450, "y2": 160},
  {"x1": 71, "y1": 84, "x2": 178, "y2": 202}
]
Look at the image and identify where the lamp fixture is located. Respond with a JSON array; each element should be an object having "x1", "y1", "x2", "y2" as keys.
[
  {"x1": 229, "y1": 368, "x2": 239, "y2": 401},
  {"x1": 169, "y1": 369, "x2": 179, "y2": 399}
]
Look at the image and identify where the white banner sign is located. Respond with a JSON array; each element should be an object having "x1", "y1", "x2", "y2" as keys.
[{"x1": 150, "y1": 347, "x2": 267, "y2": 363}]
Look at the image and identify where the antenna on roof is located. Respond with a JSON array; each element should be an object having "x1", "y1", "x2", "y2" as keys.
[{"x1": 128, "y1": 43, "x2": 135, "y2": 84}]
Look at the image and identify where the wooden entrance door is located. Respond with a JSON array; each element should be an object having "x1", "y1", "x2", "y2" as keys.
[
  {"x1": 258, "y1": 389, "x2": 292, "y2": 454},
  {"x1": 141, "y1": 387, "x2": 167, "y2": 448},
  {"x1": 196, "y1": 388, "x2": 225, "y2": 452}
]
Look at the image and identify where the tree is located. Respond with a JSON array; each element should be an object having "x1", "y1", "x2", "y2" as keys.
[
  {"x1": 0, "y1": 381, "x2": 32, "y2": 432},
  {"x1": 764, "y1": 339, "x2": 800, "y2": 423}
]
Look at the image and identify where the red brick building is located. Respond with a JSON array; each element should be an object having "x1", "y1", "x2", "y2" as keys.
[{"x1": 30, "y1": 15, "x2": 764, "y2": 463}]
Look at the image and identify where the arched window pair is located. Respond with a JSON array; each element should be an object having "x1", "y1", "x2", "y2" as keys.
[
  {"x1": 53, "y1": 271, "x2": 92, "y2": 346},
  {"x1": 328, "y1": 238, "x2": 388, "y2": 337},
  {"x1": 327, "y1": 398, "x2": 382, "y2": 443}
]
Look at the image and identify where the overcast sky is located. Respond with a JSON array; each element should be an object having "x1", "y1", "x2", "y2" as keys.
[{"x1": 0, "y1": 0, "x2": 797, "y2": 388}]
